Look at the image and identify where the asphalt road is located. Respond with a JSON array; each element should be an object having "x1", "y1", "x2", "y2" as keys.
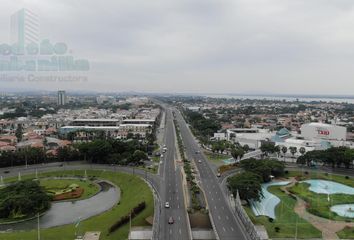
[
  {"x1": 174, "y1": 109, "x2": 248, "y2": 240},
  {"x1": 159, "y1": 108, "x2": 190, "y2": 240}
]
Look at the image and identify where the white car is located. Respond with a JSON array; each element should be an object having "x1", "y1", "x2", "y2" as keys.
[
  {"x1": 161, "y1": 154, "x2": 164, "y2": 158},
  {"x1": 198, "y1": 160, "x2": 202, "y2": 163},
  {"x1": 165, "y1": 202, "x2": 170, "y2": 208}
]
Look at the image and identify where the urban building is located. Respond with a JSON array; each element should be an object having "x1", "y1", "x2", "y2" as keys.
[
  {"x1": 300, "y1": 123, "x2": 347, "y2": 141},
  {"x1": 57, "y1": 90, "x2": 67, "y2": 106}
]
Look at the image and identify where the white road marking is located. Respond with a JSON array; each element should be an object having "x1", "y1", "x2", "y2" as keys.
[
  {"x1": 218, "y1": 215, "x2": 221, "y2": 220},
  {"x1": 223, "y1": 227, "x2": 226, "y2": 232},
  {"x1": 231, "y1": 227, "x2": 234, "y2": 231},
  {"x1": 179, "y1": 229, "x2": 182, "y2": 235}
]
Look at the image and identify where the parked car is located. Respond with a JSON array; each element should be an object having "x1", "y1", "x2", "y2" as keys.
[
  {"x1": 165, "y1": 202, "x2": 170, "y2": 208},
  {"x1": 198, "y1": 160, "x2": 202, "y2": 163},
  {"x1": 168, "y1": 217, "x2": 174, "y2": 224},
  {"x1": 217, "y1": 172, "x2": 221, "y2": 177}
]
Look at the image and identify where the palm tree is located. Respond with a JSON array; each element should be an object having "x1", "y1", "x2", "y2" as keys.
[
  {"x1": 289, "y1": 147, "x2": 297, "y2": 159},
  {"x1": 281, "y1": 146, "x2": 288, "y2": 162},
  {"x1": 299, "y1": 147, "x2": 306, "y2": 156}
]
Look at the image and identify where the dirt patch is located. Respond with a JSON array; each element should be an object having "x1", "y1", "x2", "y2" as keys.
[{"x1": 189, "y1": 211, "x2": 212, "y2": 229}]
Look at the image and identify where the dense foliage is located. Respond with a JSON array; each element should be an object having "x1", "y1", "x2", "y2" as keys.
[
  {"x1": 0, "y1": 139, "x2": 149, "y2": 168},
  {"x1": 227, "y1": 172, "x2": 263, "y2": 202},
  {"x1": 240, "y1": 158, "x2": 285, "y2": 182},
  {"x1": 297, "y1": 147, "x2": 354, "y2": 168},
  {"x1": 0, "y1": 180, "x2": 51, "y2": 219},
  {"x1": 227, "y1": 158, "x2": 285, "y2": 201},
  {"x1": 183, "y1": 110, "x2": 221, "y2": 143}
]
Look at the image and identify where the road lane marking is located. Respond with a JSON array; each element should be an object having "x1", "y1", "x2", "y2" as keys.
[
  {"x1": 223, "y1": 227, "x2": 226, "y2": 232},
  {"x1": 231, "y1": 227, "x2": 234, "y2": 231}
]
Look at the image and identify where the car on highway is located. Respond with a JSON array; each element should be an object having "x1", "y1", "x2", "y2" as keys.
[
  {"x1": 168, "y1": 216, "x2": 174, "y2": 224},
  {"x1": 161, "y1": 154, "x2": 164, "y2": 158},
  {"x1": 165, "y1": 202, "x2": 170, "y2": 208}
]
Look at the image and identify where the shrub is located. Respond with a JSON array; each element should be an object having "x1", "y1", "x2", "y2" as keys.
[
  {"x1": 108, "y1": 201, "x2": 146, "y2": 234},
  {"x1": 268, "y1": 217, "x2": 274, "y2": 223},
  {"x1": 345, "y1": 176, "x2": 350, "y2": 179},
  {"x1": 275, "y1": 226, "x2": 280, "y2": 232}
]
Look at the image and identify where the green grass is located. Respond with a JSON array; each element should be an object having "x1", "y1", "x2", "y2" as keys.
[
  {"x1": 204, "y1": 151, "x2": 230, "y2": 166},
  {"x1": 40, "y1": 178, "x2": 100, "y2": 201},
  {"x1": 245, "y1": 185, "x2": 322, "y2": 239},
  {"x1": 0, "y1": 170, "x2": 154, "y2": 240},
  {"x1": 285, "y1": 170, "x2": 354, "y2": 187},
  {"x1": 337, "y1": 226, "x2": 354, "y2": 239},
  {"x1": 289, "y1": 182, "x2": 354, "y2": 221}
]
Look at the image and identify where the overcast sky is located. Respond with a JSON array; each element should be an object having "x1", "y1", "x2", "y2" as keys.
[{"x1": 1, "y1": 0, "x2": 354, "y2": 95}]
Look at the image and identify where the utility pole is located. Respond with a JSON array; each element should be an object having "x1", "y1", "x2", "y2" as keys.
[{"x1": 37, "y1": 213, "x2": 40, "y2": 240}]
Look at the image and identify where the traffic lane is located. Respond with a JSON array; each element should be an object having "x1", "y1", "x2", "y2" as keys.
[
  {"x1": 175, "y1": 113, "x2": 247, "y2": 240},
  {"x1": 162, "y1": 110, "x2": 190, "y2": 240}
]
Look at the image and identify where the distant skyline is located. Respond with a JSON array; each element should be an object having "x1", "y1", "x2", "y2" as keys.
[{"x1": 1, "y1": 0, "x2": 354, "y2": 94}]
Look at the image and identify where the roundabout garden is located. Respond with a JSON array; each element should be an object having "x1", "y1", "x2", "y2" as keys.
[{"x1": 0, "y1": 169, "x2": 154, "y2": 240}]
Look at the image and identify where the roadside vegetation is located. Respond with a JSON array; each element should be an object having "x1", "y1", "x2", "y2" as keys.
[{"x1": 173, "y1": 117, "x2": 204, "y2": 211}]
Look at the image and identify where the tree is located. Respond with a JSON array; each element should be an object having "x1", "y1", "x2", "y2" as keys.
[
  {"x1": 260, "y1": 142, "x2": 276, "y2": 157},
  {"x1": 299, "y1": 147, "x2": 306, "y2": 156},
  {"x1": 289, "y1": 147, "x2": 297, "y2": 158},
  {"x1": 274, "y1": 145, "x2": 281, "y2": 158},
  {"x1": 0, "y1": 180, "x2": 51, "y2": 219},
  {"x1": 231, "y1": 148, "x2": 245, "y2": 161},
  {"x1": 281, "y1": 146, "x2": 288, "y2": 162},
  {"x1": 130, "y1": 150, "x2": 148, "y2": 165},
  {"x1": 227, "y1": 172, "x2": 263, "y2": 202},
  {"x1": 15, "y1": 124, "x2": 23, "y2": 142},
  {"x1": 243, "y1": 144, "x2": 250, "y2": 153}
]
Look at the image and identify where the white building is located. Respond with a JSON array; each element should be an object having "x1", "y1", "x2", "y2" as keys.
[
  {"x1": 212, "y1": 132, "x2": 227, "y2": 141},
  {"x1": 300, "y1": 123, "x2": 347, "y2": 141},
  {"x1": 226, "y1": 128, "x2": 274, "y2": 149}
]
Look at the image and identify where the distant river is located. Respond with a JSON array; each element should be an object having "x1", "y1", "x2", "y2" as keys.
[{"x1": 204, "y1": 94, "x2": 354, "y2": 104}]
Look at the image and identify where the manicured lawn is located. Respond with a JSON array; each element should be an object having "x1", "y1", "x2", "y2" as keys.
[
  {"x1": 0, "y1": 170, "x2": 154, "y2": 240},
  {"x1": 289, "y1": 182, "x2": 354, "y2": 221},
  {"x1": 245, "y1": 185, "x2": 322, "y2": 239},
  {"x1": 337, "y1": 226, "x2": 354, "y2": 239},
  {"x1": 204, "y1": 151, "x2": 230, "y2": 166},
  {"x1": 40, "y1": 178, "x2": 100, "y2": 201},
  {"x1": 285, "y1": 170, "x2": 354, "y2": 187}
]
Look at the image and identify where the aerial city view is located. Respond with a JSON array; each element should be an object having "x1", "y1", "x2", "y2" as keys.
[{"x1": 1, "y1": 1, "x2": 354, "y2": 240}]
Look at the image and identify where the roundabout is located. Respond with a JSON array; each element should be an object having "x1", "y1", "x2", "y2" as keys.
[{"x1": 0, "y1": 168, "x2": 155, "y2": 240}]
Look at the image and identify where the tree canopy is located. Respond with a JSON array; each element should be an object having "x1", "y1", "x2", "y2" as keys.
[{"x1": 0, "y1": 180, "x2": 51, "y2": 219}]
